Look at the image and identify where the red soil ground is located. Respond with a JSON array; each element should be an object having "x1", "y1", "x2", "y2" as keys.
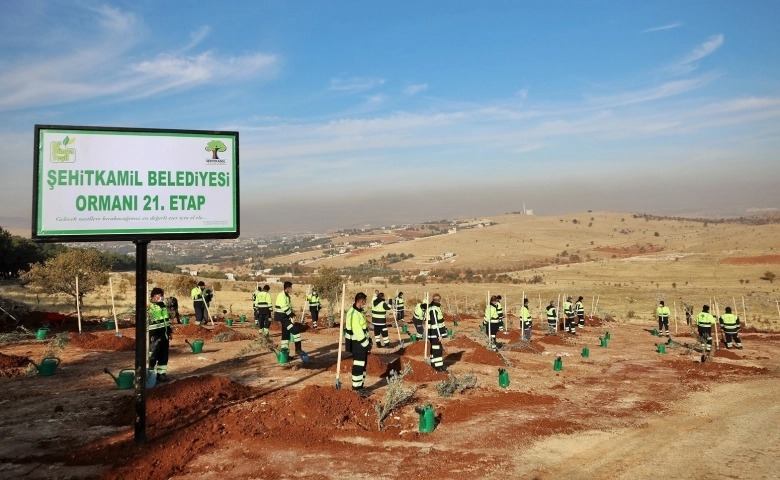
[
  {"x1": 721, "y1": 254, "x2": 780, "y2": 265},
  {"x1": 68, "y1": 332, "x2": 135, "y2": 351},
  {"x1": 0, "y1": 353, "x2": 31, "y2": 378}
]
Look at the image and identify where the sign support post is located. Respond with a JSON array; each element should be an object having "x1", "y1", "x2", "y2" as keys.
[{"x1": 134, "y1": 240, "x2": 149, "y2": 445}]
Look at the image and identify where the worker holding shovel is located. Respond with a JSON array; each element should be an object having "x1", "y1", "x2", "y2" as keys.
[
  {"x1": 274, "y1": 281, "x2": 307, "y2": 360},
  {"x1": 426, "y1": 294, "x2": 449, "y2": 371},
  {"x1": 394, "y1": 292, "x2": 405, "y2": 323},
  {"x1": 371, "y1": 292, "x2": 393, "y2": 348},
  {"x1": 148, "y1": 287, "x2": 172, "y2": 383},
  {"x1": 411, "y1": 300, "x2": 427, "y2": 336},
  {"x1": 546, "y1": 300, "x2": 558, "y2": 334},
  {"x1": 484, "y1": 296, "x2": 501, "y2": 350},
  {"x1": 563, "y1": 297, "x2": 577, "y2": 336},
  {"x1": 575, "y1": 296, "x2": 586, "y2": 329},
  {"x1": 496, "y1": 295, "x2": 504, "y2": 332},
  {"x1": 191, "y1": 281, "x2": 207, "y2": 325},
  {"x1": 657, "y1": 301, "x2": 671, "y2": 338},
  {"x1": 696, "y1": 305, "x2": 716, "y2": 354},
  {"x1": 520, "y1": 298, "x2": 533, "y2": 341},
  {"x1": 347, "y1": 292, "x2": 371, "y2": 393},
  {"x1": 253, "y1": 285, "x2": 272, "y2": 336}
]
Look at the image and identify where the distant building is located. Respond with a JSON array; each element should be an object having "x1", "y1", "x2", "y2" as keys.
[
  {"x1": 419, "y1": 270, "x2": 430, "y2": 276},
  {"x1": 225, "y1": 273, "x2": 235, "y2": 281},
  {"x1": 443, "y1": 252, "x2": 455, "y2": 259},
  {"x1": 189, "y1": 271, "x2": 198, "y2": 276},
  {"x1": 448, "y1": 228, "x2": 457, "y2": 234}
]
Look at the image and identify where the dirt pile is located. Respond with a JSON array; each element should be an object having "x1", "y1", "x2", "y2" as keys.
[
  {"x1": 68, "y1": 332, "x2": 134, "y2": 351},
  {"x1": 666, "y1": 360, "x2": 769, "y2": 380},
  {"x1": 0, "y1": 353, "x2": 31, "y2": 378},
  {"x1": 539, "y1": 335, "x2": 568, "y2": 346},
  {"x1": 288, "y1": 385, "x2": 378, "y2": 429},
  {"x1": 174, "y1": 324, "x2": 213, "y2": 338},
  {"x1": 510, "y1": 340, "x2": 546, "y2": 353},
  {"x1": 211, "y1": 324, "x2": 254, "y2": 342},
  {"x1": 714, "y1": 349, "x2": 742, "y2": 360},
  {"x1": 113, "y1": 374, "x2": 256, "y2": 427},
  {"x1": 399, "y1": 358, "x2": 449, "y2": 383},
  {"x1": 463, "y1": 344, "x2": 506, "y2": 366},
  {"x1": 399, "y1": 340, "x2": 428, "y2": 356}
]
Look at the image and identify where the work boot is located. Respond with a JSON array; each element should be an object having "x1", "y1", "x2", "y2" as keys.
[
  {"x1": 157, "y1": 374, "x2": 170, "y2": 383},
  {"x1": 737, "y1": 345, "x2": 743, "y2": 350},
  {"x1": 569, "y1": 331, "x2": 577, "y2": 336}
]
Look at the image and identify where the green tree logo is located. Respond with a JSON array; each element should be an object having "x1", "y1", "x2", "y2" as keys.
[
  {"x1": 50, "y1": 136, "x2": 76, "y2": 163},
  {"x1": 205, "y1": 140, "x2": 227, "y2": 159}
]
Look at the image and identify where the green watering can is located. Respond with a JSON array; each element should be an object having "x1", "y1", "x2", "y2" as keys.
[
  {"x1": 185, "y1": 338, "x2": 205, "y2": 354},
  {"x1": 447, "y1": 328, "x2": 453, "y2": 337},
  {"x1": 600, "y1": 337, "x2": 608, "y2": 348},
  {"x1": 239, "y1": 315, "x2": 246, "y2": 323},
  {"x1": 31, "y1": 357, "x2": 60, "y2": 376},
  {"x1": 105, "y1": 321, "x2": 116, "y2": 330},
  {"x1": 276, "y1": 348, "x2": 289, "y2": 364},
  {"x1": 498, "y1": 368, "x2": 509, "y2": 387},
  {"x1": 657, "y1": 344, "x2": 666, "y2": 354},
  {"x1": 453, "y1": 321, "x2": 459, "y2": 327},
  {"x1": 605, "y1": 331, "x2": 611, "y2": 340},
  {"x1": 415, "y1": 404, "x2": 435, "y2": 433},
  {"x1": 553, "y1": 356, "x2": 563, "y2": 371},
  {"x1": 36, "y1": 328, "x2": 49, "y2": 341},
  {"x1": 581, "y1": 347, "x2": 590, "y2": 358},
  {"x1": 402, "y1": 325, "x2": 408, "y2": 334},
  {"x1": 226, "y1": 318, "x2": 233, "y2": 327},
  {"x1": 104, "y1": 367, "x2": 134, "y2": 389},
  {"x1": 181, "y1": 317, "x2": 190, "y2": 325},
  {"x1": 651, "y1": 328, "x2": 659, "y2": 336}
]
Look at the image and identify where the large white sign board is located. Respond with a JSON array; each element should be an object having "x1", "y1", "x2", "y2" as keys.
[{"x1": 33, "y1": 126, "x2": 239, "y2": 241}]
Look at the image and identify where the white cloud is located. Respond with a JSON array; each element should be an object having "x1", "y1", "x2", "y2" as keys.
[
  {"x1": 515, "y1": 89, "x2": 529, "y2": 100},
  {"x1": 584, "y1": 74, "x2": 719, "y2": 108},
  {"x1": 180, "y1": 25, "x2": 212, "y2": 52},
  {"x1": 0, "y1": 7, "x2": 278, "y2": 111},
  {"x1": 328, "y1": 77, "x2": 385, "y2": 92},
  {"x1": 642, "y1": 22, "x2": 683, "y2": 33},
  {"x1": 403, "y1": 83, "x2": 428, "y2": 95},
  {"x1": 668, "y1": 34, "x2": 724, "y2": 74}
]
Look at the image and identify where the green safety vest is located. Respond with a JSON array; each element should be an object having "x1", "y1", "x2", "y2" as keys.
[
  {"x1": 521, "y1": 306, "x2": 532, "y2": 326},
  {"x1": 307, "y1": 294, "x2": 321, "y2": 308},
  {"x1": 372, "y1": 298, "x2": 389, "y2": 320},
  {"x1": 274, "y1": 292, "x2": 292, "y2": 315},
  {"x1": 563, "y1": 301, "x2": 574, "y2": 317},
  {"x1": 396, "y1": 297, "x2": 405, "y2": 310},
  {"x1": 148, "y1": 302, "x2": 170, "y2": 331},
  {"x1": 696, "y1": 312, "x2": 715, "y2": 327},
  {"x1": 485, "y1": 304, "x2": 499, "y2": 323},
  {"x1": 413, "y1": 303, "x2": 426, "y2": 320},
  {"x1": 575, "y1": 301, "x2": 585, "y2": 315},
  {"x1": 426, "y1": 304, "x2": 446, "y2": 337},
  {"x1": 546, "y1": 306, "x2": 557, "y2": 322},
  {"x1": 657, "y1": 306, "x2": 670, "y2": 319},
  {"x1": 253, "y1": 291, "x2": 271, "y2": 308},
  {"x1": 719, "y1": 313, "x2": 740, "y2": 327},
  {"x1": 346, "y1": 307, "x2": 368, "y2": 343},
  {"x1": 191, "y1": 286, "x2": 204, "y2": 302},
  {"x1": 496, "y1": 302, "x2": 504, "y2": 319}
]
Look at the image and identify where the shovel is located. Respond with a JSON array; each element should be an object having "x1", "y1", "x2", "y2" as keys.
[
  {"x1": 109, "y1": 276, "x2": 122, "y2": 337},
  {"x1": 390, "y1": 290, "x2": 405, "y2": 349},
  {"x1": 335, "y1": 284, "x2": 346, "y2": 390}
]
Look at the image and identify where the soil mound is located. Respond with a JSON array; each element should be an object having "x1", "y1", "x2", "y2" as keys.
[
  {"x1": 0, "y1": 353, "x2": 31, "y2": 378},
  {"x1": 288, "y1": 385, "x2": 378, "y2": 429},
  {"x1": 400, "y1": 358, "x2": 449, "y2": 383},
  {"x1": 539, "y1": 335, "x2": 568, "y2": 346},
  {"x1": 68, "y1": 332, "x2": 134, "y2": 351},
  {"x1": 174, "y1": 324, "x2": 213, "y2": 338},
  {"x1": 329, "y1": 354, "x2": 398, "y2": 377},
  {"x1": 510, "y1": 341, "x2": 546, "y2": 353},
  {"x1": 463, "y1": 344, "x2": 506, "y2": 366},
  {"x1": 714, "y1": 349, "x2": 741, "y2": 360},
  {"x1": 667, "y1": 360, "x2": 768, "y2": 380},
  {"x1": 399, "y1": 340, "x2": 427, "y2": 356},
  {"x1": 113, "y1": 374, "x2": 255, "y2": 427}
]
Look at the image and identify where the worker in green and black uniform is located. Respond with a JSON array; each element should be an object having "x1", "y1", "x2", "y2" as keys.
[
  {"x1": 148, "y1": 287, "x2": 172, "y2": 382},
  {"x1": 426, "y1": 294, "x2": 448, "y2": 371},
  {"x1": 275, "y1": 281, "x2": 305, "y2": 358},
  {"x1": 371, "y1": 292, "x2": 393, "y2": 348},
  {"x1": 307, "y1": 289, "x2": 321, "y2": 329},
  {"x1": 395, "y1": 292, "x2": 405, "y2": 323},
  {"x1": 496, "y1": 295, "x2": 504, "y2": 332},
  {"x1": 719, "y1": 306, "x2": 743, "y2": 350},
  {"x1": 657, "y1": 301, "x2": 671, "y2": 338},
  {"x1": 563, "y1": 297, "x2": 577, "y2": 335},
  {"x1": 412, "y1": 300, "x2": 427, "y2": 336},
  {"x1": 575, "y1": 296, "x2": 586, "y2": 329},
  {"x1": 520, "y1": 297, "x2": 533, "y2": 341},
  {"x1": 546, "y1": 300, "x2": 558, "y2": 334},
  {"x1": 347, "y1": 292, "x2": 371, "y2": 392},
  {"x1": 697, "y1": 305, "x2": 716, "y2": 354},
  {"x1": 191, "y1": 281, "x2": 207, "y2": 325},
  {"x1": 253, "y1": 285, "x2": 272, "y2": 336},
  {"x1": 484, "y1": 295, "x2": 501, "y2": 350}
]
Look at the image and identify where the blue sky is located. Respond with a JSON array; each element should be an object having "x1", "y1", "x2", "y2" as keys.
[{"x1": 1, "y1": 1, "x2": 779, "y2": 234}]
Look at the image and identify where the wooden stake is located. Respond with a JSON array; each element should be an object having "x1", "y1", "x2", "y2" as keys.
[
  {"x1": 423, "y1": 292, "x2": 430, "y2": 363},
  {"x1": 109, "y1": 277, "x2": 119, "y2": 335},
  {"x1": 673, "y1": 301, "x2": 678, "y2": 335},
  {"x1": 335, "y1": 284, "x2": 346, "y2": 389},
  {"x1": 486, "y1": 290, "x2": 491, "y2": 347},
  {"x1": 713, "y1": 299, "x2": 721, "y2": 349},
  {"x1": 556, "y1": 293, "x2": 561, "y2": 332},
  {"x1": 75, "y1": 276, "x2": 82, "y2": 334},
  {"x1": 742, "y1": 297, "x2": 747, "y2": 327}
]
